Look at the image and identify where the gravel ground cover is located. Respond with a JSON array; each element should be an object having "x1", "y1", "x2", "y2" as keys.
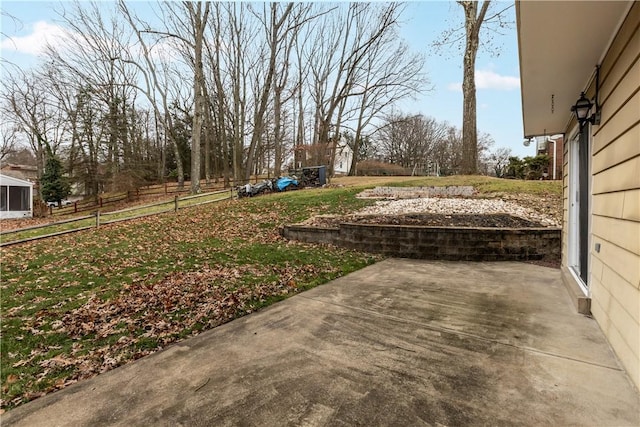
[
  {"x1": 303, "y1": 186, "x2": 561, "y2": 228},
  {"x1": 305, "y1": 213, "x2": 545, "y2": 228}
]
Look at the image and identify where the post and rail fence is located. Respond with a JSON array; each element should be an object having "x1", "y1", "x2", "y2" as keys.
[
  {"x1": 45, "y1": 177, "x2": 266, "y2": 217},
  {"x1": 1, "y1": 188, "x2": 234, "y2": 247}
]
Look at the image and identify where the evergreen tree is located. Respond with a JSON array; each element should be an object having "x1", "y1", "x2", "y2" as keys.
[{"x1": 41, "y1": 155, "x2": 71, "y2": 206}]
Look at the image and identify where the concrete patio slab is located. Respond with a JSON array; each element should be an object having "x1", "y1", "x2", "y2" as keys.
[{"x1": 3, "y1": 259, "x2": 639, "y2": 426}]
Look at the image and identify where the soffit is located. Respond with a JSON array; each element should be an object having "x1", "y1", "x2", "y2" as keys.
[{"x1": 516, "y1": 1, "x2": 631, "y2": 137}]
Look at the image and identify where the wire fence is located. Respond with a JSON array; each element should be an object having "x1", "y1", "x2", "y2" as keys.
[{"x1": 1, "y1": 188, "x2": 234, "y2": 247}]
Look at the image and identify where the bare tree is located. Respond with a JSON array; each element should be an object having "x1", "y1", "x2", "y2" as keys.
[
  {"x1": 347, "y1": 39, "x2": 427, "y2": 176},
  {"x1": 270, "y1": 4, "x2": 311, "y2": 176},
  {"x1": 241, "y1": 3, "x2": 297, "y2": 181},
  {"x1": 205, "y1": 2, "x2": 235, "y2": 186},
  {"x1": 1, "y1": 70, "x2": 67, "y2": 194},
  {"x1": 487, "y1": 146, "x2": 511, "y2": 177},
  {"x1": 2, "y1": 1, "x2": 437, "y2": 194},
  {"x1": 305, "y1": 3, "x2": 413, "y2": 174},
  {"x1": 44, "y1": 1, "x2": 144, "y2": 193},
  {"x1": 219, "y1": 2, "x2": 254, "y2": 183},
  {"x1": 458, "y1": 0, "x2": 490, "y2": 175},
  {"x1": 121, "y1": 1, "x2": 211, "y2": 193},
  {"x1": 0, "y1": 124, "x2": 18, "y2": 164},
  {"x1": 434, "y1": 1, "x2": 512, "y2": 175},
  {"x1": 377, "y1": 113, "x2": 449, "y2": 173},
  {"x1": 118, "y1": 0, "x2": 187, "y2": 188},
  {"x1": 185, "y1": 1, "x2": 210, "y2": 194}
]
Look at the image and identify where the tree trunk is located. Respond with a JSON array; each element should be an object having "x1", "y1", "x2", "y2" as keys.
[
  {"x1": 273, "y1": 86, "x2": 283, "y2": 177},
  {"x1": 459, "y1": 0, "x2": 490, "y2": 175},
  {"x1": 348, "y1": 96, "x2": 367, "y2": 176},
  {"x1": 202, "y1": 81, "x2": 213, "y2": 185},
  {"x1": 188, "y1": 2, "x2": 210, "y2": 194},
  {"x1": 243, "y1": 3, "x2": 294, "y2": 182}
]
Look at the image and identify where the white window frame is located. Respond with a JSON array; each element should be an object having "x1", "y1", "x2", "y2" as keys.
[{"x1": 567, "y1": 125, "x2": 591, "y2": 296}]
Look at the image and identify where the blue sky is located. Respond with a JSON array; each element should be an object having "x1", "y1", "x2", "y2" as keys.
[{"x1": 0, "y1": 1, "x2": 535, "y2": 158}]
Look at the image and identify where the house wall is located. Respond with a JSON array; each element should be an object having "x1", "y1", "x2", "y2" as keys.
[
  {"x1": 550, "y1": 136, "x2": 563, "y2": 180},
  {"x1": 0, "y1": 164, "x2": 38, "y2": 182},
  {"x1": 563, "y1": 3, "x2": 640, "y2": 390},
  {"x1": 333, "y1": 143, "x2": 353, "y2": 175},
  {"x1": 536, "y1": 136, "x2": 563, "y2": 180}
]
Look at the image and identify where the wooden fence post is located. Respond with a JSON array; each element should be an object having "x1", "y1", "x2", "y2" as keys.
[
  {"x1": 99, "y1": 197, "x2": 103, "y2": 208},
  {"x1": 95, "y1": 210, "x2": 100, "y2": 228},
  {"x1": 165, "y1": 182, "x2": 168, "y2": 194},
  {"x1": 174, "y1": 195, "x2": 179, "y2": 212}
]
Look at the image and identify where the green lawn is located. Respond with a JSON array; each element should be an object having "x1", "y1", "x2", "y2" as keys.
[
  {"x1": 332, "y1": 174, "x2": 562, "y2": 196},
  {"x1": 0, "y1": 176, "x2": 561, "y2": 411},
  {"x1": 1, "y1": 190, "x2": 233, "y2": 245},
  {"x1": 0, "y1": 186, "x2": 379, "y2": 411}
]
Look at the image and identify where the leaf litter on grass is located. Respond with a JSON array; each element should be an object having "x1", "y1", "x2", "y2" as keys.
[{"x1": 1, "y1": 190, "x2": 379, "y2": 411}]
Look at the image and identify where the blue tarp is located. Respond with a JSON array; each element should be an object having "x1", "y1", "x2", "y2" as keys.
[{"x1": 276, "y1": 177, "x2": 298, "y2": 191}]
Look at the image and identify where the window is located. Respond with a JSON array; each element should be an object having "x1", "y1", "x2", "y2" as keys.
[
  {"x1": 0, "y1": 186, "x2": 6, "y2": 211},
  {"x1": 2, "y1": 185, "x2": 30, "y2": 211}
]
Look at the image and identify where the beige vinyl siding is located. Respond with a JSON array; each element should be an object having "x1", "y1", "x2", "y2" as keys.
[
  {"x1": 622, "y1": 189, "x2": 640, "y2": 221},
  {"x1": 591, "y1": 285, "x2": 639, "y2": 387},
  {"x1": 591, "y1": 238, "x2": 640, "y2": 291},
  {"x1": 592, "y1": 91, "x2": 640, "y2": 158},
  {"x1": 592, "y1": 215, "x2": 640, "y2": 254},
  {"x1": 592, "y1": 155, "x2": 640, "y2": 194},
  {"x1": 593, "y1": 126, "x2": 640, "y2": 174},
  {"x1": 597, "y1": 5, "x2": 640, "y2": 104},
  {"x1": 586, "y1": 2, "x2": 640, "y2": 390}
]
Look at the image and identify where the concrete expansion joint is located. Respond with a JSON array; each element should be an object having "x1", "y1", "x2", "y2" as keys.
[{"x1": 297, "y1": 294, "x2": 624, "y2": 372}]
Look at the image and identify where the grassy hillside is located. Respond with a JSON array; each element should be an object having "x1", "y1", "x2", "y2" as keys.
[
  {"x1": 0, "y1": 187, "x2": 379, "y2": 410},
  {"x1": 332, "y1": 175, "x2": 562, "y2": 196},
  {"x1": 0, "y1": 176, "x2": 561, "y2": 411}
]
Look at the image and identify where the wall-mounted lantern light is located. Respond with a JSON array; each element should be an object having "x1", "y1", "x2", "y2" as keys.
[
  {"x1": 571, "y1": 66, "x2": 602, "y2": 129},
  {"x1": 571, "y1": 92, "x2": 593, "y2": 127}
]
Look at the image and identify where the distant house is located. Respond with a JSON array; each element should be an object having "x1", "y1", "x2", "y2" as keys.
[
  {"x1": 534, "y1": 135, "x2": 563, "y2": 180},
  {"x1": 0, "y1": 163, "x2": 38, "y2": 182},
  {"x1": 0, "y1": 174, "x2": 34, "y2": 219},
  {"x1": 333, "y1": 141, "x2": 354, "y2": 175},
  {"x1": 289, "y1": 137, "x2": 354, "y2": 175},
  {"x1": 517, "y1": 1, "x2": 639, "y2": 389}
]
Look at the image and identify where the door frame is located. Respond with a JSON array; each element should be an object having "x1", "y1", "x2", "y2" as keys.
[{"x1": 567, "y1": 124, "x2": 591, "y2": 296}]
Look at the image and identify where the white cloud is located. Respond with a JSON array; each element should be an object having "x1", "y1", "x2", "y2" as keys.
[
  {"x1": 144, "y1": 38, "x2": 184, "y2": 63},
  {"x1": 1, "y1": 21, "x2": 68, "y2": 56},
  {"x1": 476, "y1": 69, "x2": 520, "y2": 90},
  {"x1": 447, "y1": 69, "x2": 520, "y2": 92},
  {"x1": 447, "y1": 82, "x2": 462, "y2": 92}
]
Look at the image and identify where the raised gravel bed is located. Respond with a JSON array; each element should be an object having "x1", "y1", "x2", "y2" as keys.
[{"x1": 282, "y1": 187, "x2": 561, "y2": 263}]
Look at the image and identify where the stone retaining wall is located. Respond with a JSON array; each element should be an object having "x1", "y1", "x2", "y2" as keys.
[{"x1": 282, "y1": 223, "x2": 560, "y2": 262}]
